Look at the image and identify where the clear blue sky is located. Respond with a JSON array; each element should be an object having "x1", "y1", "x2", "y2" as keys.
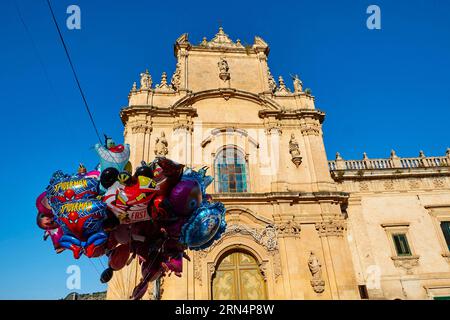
[{"x1": 1, "y1": 0, "x2": 449, "y2": 299}]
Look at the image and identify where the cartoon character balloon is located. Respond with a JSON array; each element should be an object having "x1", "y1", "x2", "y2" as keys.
[{"x1": 95, "y1": 135, "x2": 130, "y2": 173}]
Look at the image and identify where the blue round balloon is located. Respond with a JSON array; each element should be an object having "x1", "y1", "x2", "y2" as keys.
[{"x1": 180, "y1": 201, "x2": 226, "y2": 250}]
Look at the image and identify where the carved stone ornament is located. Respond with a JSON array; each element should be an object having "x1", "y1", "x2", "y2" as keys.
[
  {"x1": 154, "y1": 131, "x2": 169, "y2": 156},
  {"x1": 171, "y1": 62, "x2": 181, "y2": 90},
  {"x1": 276, "y1": 220, "x2": 301, "y2": 237},
  {"x1": 315, "y1": 220, "x2": 346, "y2": 237},
  {"x1": 391, "y1": 256, "x2": 420, "y2": 275},
  {"x1": 289, "y1": 133, "x2": 302, "y2": 167},
  {"x1": 218, "y1": 57, "x2": 230, "y2": 81},
  {"x1": 130, "y1": 81, "x2": 137, "y2": 93},
  {"x1": 201, "y1": 27, "x2": 244, "y2": 49},
  {"x1": 276, "y1": 76, "x2": 290, "y2": 94},
  {"x1": 131, "y1": 124, "x2": 152, "y2": 134},
  {"x1": 156, "y1": 72, "x2": 173, "y2": 92},
  {"x1": 193, "y1": 224, "x2": 282, "y2": 285},
  {"x1": 300, "y1": 123, "x2": 320, "y2": 136},
  {"x1": 308, "y1": 252, "x2": 325, "y2": 293},
  {"x1": 140, "y1": 69, "x2": 152, "y2": 90},
  {"x1": 267, "y1": 69, "x2": 276, "y2": 92}
]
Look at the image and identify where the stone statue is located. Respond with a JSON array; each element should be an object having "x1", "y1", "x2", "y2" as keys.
[
  {"x1": 308, "y1": 252, "x2": 325, "y2": 293},
  {"x1": 218, "y1": 57, "x2": 229, "y2": 73},
  {"x1": 308, "y1": 252, "x2": 322, "y2": 280},
  {"x1": 154, "y1": 132, "x2": 168, "y2": 156},
  {"x1": 292, "y1": 74, "x2": 303, "y2": 93},
  {"x1": 289, "y1": 134, "x2": 302, "y2": 167},
  {"x1": 218, "y1": 57, "x2": 230, "y2": 81},
  {"x1": 140, "y1": 69, "x2": 152, "y2": 90},
  {"x1": 289, "y1": 134, "x2": 301, "y2": 157}
]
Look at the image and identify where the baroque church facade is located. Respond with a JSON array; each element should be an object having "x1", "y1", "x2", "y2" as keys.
[{"x1": 106, "y1": 28, "x2": 450, "y2": 300}]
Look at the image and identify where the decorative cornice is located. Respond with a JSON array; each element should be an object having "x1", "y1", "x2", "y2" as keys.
[
  {"x1": 120, "y1": 105, "x2": 197, "y2": 125},
  {"x1": 259, "y1": 109, "x2": 325, "y2": 123},
  {"x1": 212, "y1": 191, "x2": 349, "y2": 204}
]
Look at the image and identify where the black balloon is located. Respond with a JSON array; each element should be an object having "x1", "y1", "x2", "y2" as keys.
[
  {"x1": 100, "y1": 267, "x2": 114, "y2": 283},
  {"x1": 100, "y1": 167, "x2": 119, "y2": 189},
  {"x1": 134, "y1": 163, "x2": 155, "y2": 179}
]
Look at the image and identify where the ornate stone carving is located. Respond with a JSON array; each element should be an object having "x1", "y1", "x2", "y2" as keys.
[
  {"x1": 359, "y1": 181, "x2": 369, "y2": 191},
  {"x1": 130, "y1": 81, "x2": 137, "y2": 93},
  {"x1": 267, "y1": 68, "x2": 276, "y2": 92},
  {"x1": 289, "y1": 134, "x2": 302, "y2": 167},
  {"x1": 292, "y1": 74, "x2": 303, "y2": 93},
  {"x1": 192, "y1": 224, "x2": 282, "y2": 285},
  {"x1": 156, "y1": 72, "x2": 173, "y2": 92},
  {"x1": 391, "y1": 256, "x2": 420, "y2": 275},
  {"x1": 276, "y1": 76, "x2": 290, "y2": 94},
  {"x1": 171, "y1": 62, "x2": 181, "y2": 90},
  {"x1": 154, "y1": 131, "x2": 168, "y2": 156},
  {"x1": 433, "y1": 178, "x2": 445, "y2": 188},
  {"x1": 140, "y1": 69, "x2": 152, "y2": 90},
  {"x1": 201, "y1": 27, "x2": 244, "y2": 49},
  {"x1": 308, "y1": 252, "x2": 325, "y2": 293},
  {"x1": 173, "y1": 118, "x2": 194, "y2": 133},
  {"x1": 315, "y1": 220, "x2": 346, "y2": 237},
  {"x1": 276, "y1": 220, "x2": 301, "y2": 237},
  {"x1": 218, "y1": 57, "x2": 230, "y2": 81},
  {"x1": 300, "y1": 124, "x2": 321, "y2": 136},
  {"x1": 131, "y1": 124, "x2": 152, "y2": 134},
  {"x1": 384, "y1": 179, "x2": 394, "y2": 191},
  {"x1": 408, "y1": 179, "x2": 420, "y2": 189}
]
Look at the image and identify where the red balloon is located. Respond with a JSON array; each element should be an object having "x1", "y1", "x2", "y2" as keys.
[{"x1": 109, "y1": 243, "x2": 130, "y2": 271}]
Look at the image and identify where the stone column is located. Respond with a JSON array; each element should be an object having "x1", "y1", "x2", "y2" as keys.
[
  {"x1": 172, "y1": 116, "x2": 193, "y2": 166},
  {"x1": 264, "y1": 118, "x2": 282, "y2": 192},
  {"x1": 315, "y1": 216, "x2": 360, "y2": 299},
  {"x1": 300, "y1": 118, "x2": 336, "y2": 191}
]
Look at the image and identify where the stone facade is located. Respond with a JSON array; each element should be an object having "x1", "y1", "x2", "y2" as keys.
[
  {"x1": 329, "y1": 151, "x2": 450, "y2": 299},
  {"x1": 106, "y1": 28, "x2": 450, "y2": 300}
]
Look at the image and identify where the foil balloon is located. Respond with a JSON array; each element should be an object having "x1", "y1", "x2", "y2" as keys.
[
  {"x1": 181, "y1": 167, "x2": 213, "y2": 197},
  {"x1": 57, "y1": 199, "x2": 108, "y2": 259},
  {"x1": 36, "y1": 192, "x2": 52, "y2": 217},
  {"x1": 180, "y1": 201, "x2": 226, "y2": 250},
  {"x1": 168, "y1": 180, "x2": 202, "y2": 216},
  {"x1": 95, "y1": 136, "x2": 130, "y2": 172},
  {"x1": 46, "y1": 172, "x2": 99, "y2": 208},
  {"x1": 102, "y1": 176, "x2": 157, "y2": 224}
]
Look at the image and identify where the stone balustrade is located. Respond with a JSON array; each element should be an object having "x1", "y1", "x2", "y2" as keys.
[{"x1": 328, "y1": 149, "x2": 450, "y2": 171}]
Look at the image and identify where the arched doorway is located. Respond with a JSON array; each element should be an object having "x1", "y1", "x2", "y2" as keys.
[{"x1": 211, "y1": 250, "x2": 267, "y2": 300}]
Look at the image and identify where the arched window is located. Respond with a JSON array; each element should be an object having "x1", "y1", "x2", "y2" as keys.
[{"x1": 215, "y1": 146, "x2": 248, "y2": 193}]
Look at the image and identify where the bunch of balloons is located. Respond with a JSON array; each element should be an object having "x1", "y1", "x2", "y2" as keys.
[{"x1": 35, "y1": 137, "x2": 226, "y2": 299}]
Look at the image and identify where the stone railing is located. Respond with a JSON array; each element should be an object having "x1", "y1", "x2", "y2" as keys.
[{"x1": 328, "y1": 149, "x2": 450, "y2": 171}]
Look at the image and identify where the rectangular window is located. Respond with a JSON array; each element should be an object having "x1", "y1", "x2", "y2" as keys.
[
  {"x1": 440, "y1": 221, "x2": 450, "y2": 251},
  {"x1": 392, "y1": 233, "x2": 412, "y2": 256}
]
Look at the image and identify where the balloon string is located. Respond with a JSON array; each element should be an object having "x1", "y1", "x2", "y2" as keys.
[
  {"x1": 87, "y1": 258, "x2": 102, "y2": 277},
  {"x1": 45, "y1": 0, "x2": 102, "y2": 145}
]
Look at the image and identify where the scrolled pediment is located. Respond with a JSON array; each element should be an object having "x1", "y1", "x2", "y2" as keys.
[{"x1": 171, "y1": 88, "x2": 282, "y2": 111}]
